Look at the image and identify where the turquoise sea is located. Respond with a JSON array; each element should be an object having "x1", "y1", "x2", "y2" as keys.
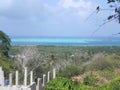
[{"x1": 11, "y1": 38, "x2": 120, "y2": 46}]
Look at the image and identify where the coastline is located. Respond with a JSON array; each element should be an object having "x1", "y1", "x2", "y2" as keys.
[{"x1": 11, "y1": 38, "x2": 120, "y2": 46}]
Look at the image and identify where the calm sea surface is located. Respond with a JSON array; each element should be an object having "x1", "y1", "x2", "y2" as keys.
[{"x1": 11, "y1": 38, "x2": 120, "y2": 46}]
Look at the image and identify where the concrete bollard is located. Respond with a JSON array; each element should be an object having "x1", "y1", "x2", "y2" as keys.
[
  {"x1": 15, "y1": 70, "x2": 19, "y2": 86},
  {"x1": 2, "y1": 71, "x2": 5, "y2": 86},
  {"x1": 37, "y1": 78, "x2": 42, "y2": 90},
  {"x1": 47, "y1": 71, "x2": 50, "y2": 83},
  {"x1": 24, "y1": 67, "x2": 27, "y2": 86},
  {"x1": 30, "y1": 71, "x2": 33, "y2": 85},
  {"x1": 0, "y1": 67, "x2": 4, "y2": 86},
  {"x1": 9, "y1": 73, "x2": 12, "y2": 86},
  {"x1": 42, "y1": 74, "x2": 46, "y2": 87},
  {"x1": 53, "y1": 68, "x2": 56, "y2": 79}
]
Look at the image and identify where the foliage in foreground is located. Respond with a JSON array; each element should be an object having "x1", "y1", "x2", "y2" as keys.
[
  {"x1": 45, "y1": 77, "x2": 78, "y2": 90},
  {"x1": 0, "y1": 30, "x2": 11, "y2": 57},
  {"x1": 46, "y1": 76, "x2": 120, "y2": 90},
  {"x1": 9, "y1": 46, "x2": 120, "y2": 88},
  {"x1": 83, "y1": 72, "x2": 99, "y2": 86},
  {"x1": 109, "y1": 77, "x2": 120, "y2": 90},
  {"x1": 0, "y1": 55, "x2": 20, "y2": 78},
  {"x1": 58, "y1": 65, "x2": 80, "y2": 78}
]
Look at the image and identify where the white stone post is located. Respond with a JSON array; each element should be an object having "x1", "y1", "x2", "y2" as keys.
[
  {"x1": 9, "y1": 73, "x2": 12, "y2": 86},
  {"x1": 2, "y1": 71, "x2": 4, "y2": 86},
  {"x1": 24, "y1": 67, "x2": 27, "y2": 86},
  {"x1": 30, "y1": 71, "x2": 33, "y2": 85},
  {"x1": 53, "y1": 68, "x2": 56, "y2": 79},
  {"x1": 15, "y1": 70, "x2": 19, "y2": 86},
  {"x1": 47, "y1": 71, "x2": 50, "y2": 83},
  {"x1": 37, "y1": 78, "x2": 42, "y2": 90},
  {"x1": 0, "y1": 67, "x2": 4, "y2": 86},
  {"x1": 42, "y1": 74, "x2": 46, "y2": 87}
]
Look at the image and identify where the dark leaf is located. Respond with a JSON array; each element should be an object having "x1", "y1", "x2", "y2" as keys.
[
  {"x1": 109, "y1": 5, "x2": 114, "y2": 8},
  {"x1": 96, "y1": 6, "x2": 100, "y2": 13},
  {"x1": 116, "y1": 0, "x2": 120, "y2": 2},
  {"x1": 115, "y1": 8, "x2": 118, "y2": 12},
  {"x1": 107, "y1": 15, "x2": 114, "y2": 20},
  {"x1": 118, "y1": 15, "x2": 120, "y2": 23},
  {"x1": 107, "y1": 0, "x2": 115, "y2": 3}
]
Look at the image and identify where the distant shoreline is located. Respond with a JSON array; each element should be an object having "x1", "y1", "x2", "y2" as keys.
[{"x1": 11, "y1": 38, "x2": 120, "y2": 46}]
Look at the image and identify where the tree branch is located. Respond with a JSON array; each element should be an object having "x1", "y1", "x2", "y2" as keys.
[{"x1": 91, "y1": 16, "x2": 118, "y2": 37}]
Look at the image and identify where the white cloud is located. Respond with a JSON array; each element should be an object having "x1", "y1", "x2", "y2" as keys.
[
  {"x1": 0, "y1": 16, "x2": 8, "y2": 22},
  {"x1": 59, "y1": 0, "x2": 96, "y2": 17},
  {"x1": 0, "y1": 0, "x2": 43, "y2": 21},
  {"x1": 44, "y1": 0, "x2": 97, "y2": 19},
  {"x1": 58, "y1": 0, "x2": 91, "y2": 8},
  {"x1": 0, "y1": 0, "x2": 12, "y2": 10}
]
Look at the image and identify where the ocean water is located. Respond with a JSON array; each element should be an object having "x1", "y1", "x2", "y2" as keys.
[{"x1": 11, "y1": 38, "x2": 120, "y2": 46}]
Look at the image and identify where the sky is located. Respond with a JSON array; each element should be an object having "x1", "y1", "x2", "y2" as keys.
[{"x1": 0, "y1": 0, "x2": 120, "y2": 38}]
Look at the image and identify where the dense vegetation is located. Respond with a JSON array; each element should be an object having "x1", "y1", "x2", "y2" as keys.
[
  {"x1": 8, "y1": 45, "x2": 120, "y2": 89},
  {"x1": 0, "y1": 30, "x2": 19, "y2": 79},
  {"x1": 0, "y1": 55, "x2": 20, "y2": 78},
  {"x1": 1, "y1": 38, "x2": 120, "y2": 88},
  {"x1": 46, "y1": 76, "x2": 120, "y2": 90},
  {"x1": 45, "y1": 77, "x2": 78, "y2": 90},
  {"x1": 0, "y1": 30, "x2": 11, "y2": 57}
]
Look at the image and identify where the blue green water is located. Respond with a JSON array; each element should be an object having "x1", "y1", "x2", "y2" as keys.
[{"x1": 11, "y1": 38, "x2": 120, "y2": 46}]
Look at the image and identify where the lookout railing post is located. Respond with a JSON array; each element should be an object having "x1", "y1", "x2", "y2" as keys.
[
  {"x1": 9, "y1": 73, "x2": 12, "y2": 86},
  {"x1": 0, "y1": 67, "x2": 4, "y2": 86},
  {"x1": 42, "y1": 74, "x2": 46, "y2": 87},
  {"x1": 53, "y1": 68, "x2": 56, "y2": 79},
  {"x1": 15, "y1": 70, "x2": 19, "y2": 86},
  {"x1": 37, "y1": 78, "x2": 42, "y2": 90},
  {"x1": 24, "y1": 67, "x2": 27, "y2": 86},
  {"x1": 47, "y1": 71, "x2": 50, "y2": 83},
  {"x1": 30, "y1": 71, "x2": 33, "y2": 85}
]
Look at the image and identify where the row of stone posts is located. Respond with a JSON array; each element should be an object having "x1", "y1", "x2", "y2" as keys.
[
  {"x1": 0, "y1": 66, "x2": 56, "y2": 90},
  {"x1": 36, "y1": 68, "x2": 56, "y2": 90},
  {"x1": 8, "y1": 67, "x2": 56, "y2": 86},
  {"x1": 8, "y1": 67, "x2": 32, "y2": 87},
  {"x1": 41, "y1": 68, "x2": 56, "y2": 87}
]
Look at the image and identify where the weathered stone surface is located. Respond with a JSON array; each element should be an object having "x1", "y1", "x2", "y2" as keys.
[{"x1": 0, "y1": 67, "x2": 4, "y2": 86}]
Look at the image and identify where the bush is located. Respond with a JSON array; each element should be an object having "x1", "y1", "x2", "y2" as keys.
[
  {"x1": 83, "y1": 72, "x2": 99, "y2": 86},
  {"x1": 109, "y1": 77, "x2": 120, "y2": 90},
  {"x1": 0, "y1": 56, "x2": 20, "y2": 79},
  {"x1": 94, "y1": 59, "x2": 112, "y2": 70},
  {"x1": 98, "y1": 85, "x2": 109, "y2": 90},
  {"x1": 99, "y1": 70, "x2": 115, "y2": 80},
  {"x1": 45, "y1": 77, "x2": 77, "y2": 90},
  {"x1": 58, "y1": 65, "x2": 80, "y2": 78}
]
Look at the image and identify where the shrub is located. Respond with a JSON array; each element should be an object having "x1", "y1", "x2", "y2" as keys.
[
  {"x1": 109, "y1": 77, "x2": 120, "y2": 90},
  {"x1": 45, "y1": 77, "x2": 77, "y2": 90},
  {"x1": 98, "y1": 85, "x2": 109, "y2": 90},
  {"x1": 86, "y1": 56, "x2": 113, "y2": 71},
  {"x1": 83, "y1": 72, "x2": 99, "y2": 86},
  {"x1": 99, "y1": 70, "x2": 115, "y2": 80},
  {"x1": 58, "y1": 65, "x2": 80, "y2": 78}
]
